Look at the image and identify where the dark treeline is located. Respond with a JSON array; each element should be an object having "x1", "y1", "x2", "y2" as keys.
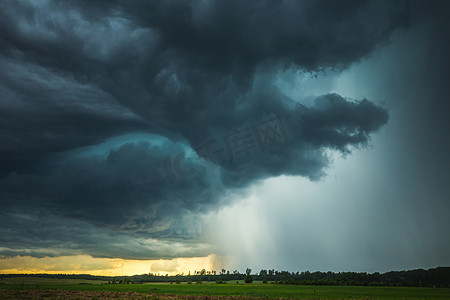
[{"x1": 1, "y1": 267, "x2": 449, "y2": 288}]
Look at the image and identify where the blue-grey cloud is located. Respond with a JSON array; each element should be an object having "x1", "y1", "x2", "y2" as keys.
[{"x1": 0, "y1": 0, "x2": 415, "y2": 259}]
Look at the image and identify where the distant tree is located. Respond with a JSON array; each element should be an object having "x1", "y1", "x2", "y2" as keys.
[
  {"x1": 245, "y1": 275, "x2": 253, "y2": 283},
  {"x1": 245, "y1": 269, "x2": 253, "y2": 283},
  {"x1": 259, "y1": 269, "x2": 268, "y2": 277}
]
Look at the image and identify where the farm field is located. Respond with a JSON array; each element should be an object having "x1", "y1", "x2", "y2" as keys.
[{"x1": 1, "y1": 278, "x2": 450, "y2": 299}]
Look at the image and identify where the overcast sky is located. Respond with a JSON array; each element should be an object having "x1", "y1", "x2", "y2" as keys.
[{"x1": 0, "y1": 0, "x2": 449, "y2": 275}]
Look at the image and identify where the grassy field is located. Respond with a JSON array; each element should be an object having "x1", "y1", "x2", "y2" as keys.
[{"x1": 1, "y1": 277, "x2": 449, "y2": 299}]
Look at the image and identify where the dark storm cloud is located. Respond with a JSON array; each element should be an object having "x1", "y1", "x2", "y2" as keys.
[
  {"x1": 0, "y1": 207, "x2": 212, "y2": 259},
  {"x1": 0, "y1": 94, "x2": 388, "y2": 229},
  {"x1": 0, "y1": 0, "x2": 405, "y2": 258}
]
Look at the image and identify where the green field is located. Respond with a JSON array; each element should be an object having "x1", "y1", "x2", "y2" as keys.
[{"x1": 1, "y1": 278, "x2": 449, "y2": 299}]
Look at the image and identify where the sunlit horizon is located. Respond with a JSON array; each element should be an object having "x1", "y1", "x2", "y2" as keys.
[{"x1": 0, "y1": 255, "x2": 218, "y2": 277}]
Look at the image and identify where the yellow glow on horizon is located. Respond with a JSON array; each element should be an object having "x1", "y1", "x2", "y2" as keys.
[{"x1": 0, "y1": 254, "x2": 218, "y2": 276}]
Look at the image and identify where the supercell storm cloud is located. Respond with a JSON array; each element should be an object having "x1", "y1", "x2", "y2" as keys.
[{"x1": 0, "y1": 0, "x2": 448, "y2": 265}]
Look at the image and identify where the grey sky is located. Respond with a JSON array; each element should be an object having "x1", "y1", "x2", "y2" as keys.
[
  {"x1": 0, "y1": 0, "x2": 448, "y2": 272},
  {"x1": 210, "y1": 6, "x2": 450, "y2": 272}
]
